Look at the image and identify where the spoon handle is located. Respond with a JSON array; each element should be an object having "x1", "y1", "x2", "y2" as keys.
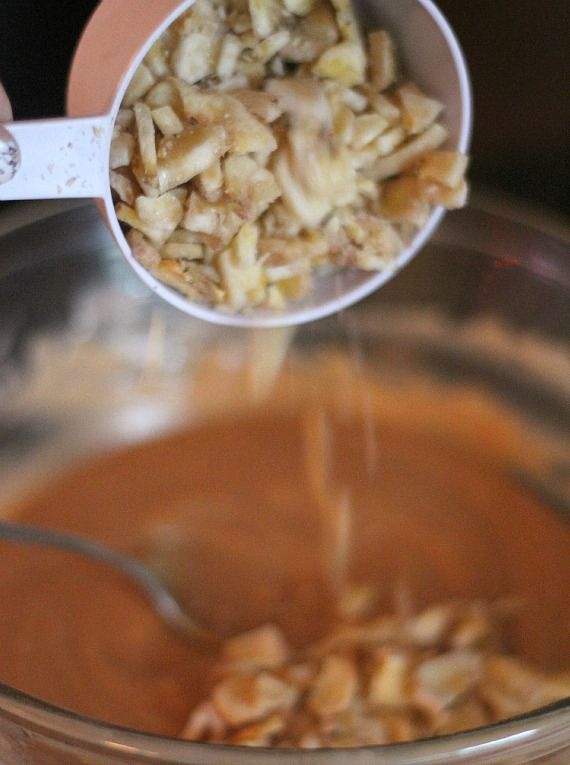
[
  {"x1": 0, "y1": 116, "x2": 111, "y2": 200},
  {"x1": 0, "y1": 519, "x2": 217, "y2": 645}
]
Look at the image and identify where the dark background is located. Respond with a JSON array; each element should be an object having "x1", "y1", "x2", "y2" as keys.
[{"x1": 0, "y1": 0, "x2": 568, "y2": 214}]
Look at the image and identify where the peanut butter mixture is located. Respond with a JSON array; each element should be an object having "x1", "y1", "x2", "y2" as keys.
[
  {"x1": 0, "y1": 400, "x2": 568, "y2": 739},
  {"x1": 1, "y1": 341, "x2": 569, "y2": 742}
]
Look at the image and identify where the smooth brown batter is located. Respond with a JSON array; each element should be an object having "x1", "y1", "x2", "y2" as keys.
[{"x1": 0, "y1": 367, "x2": 568, "y2": 736}]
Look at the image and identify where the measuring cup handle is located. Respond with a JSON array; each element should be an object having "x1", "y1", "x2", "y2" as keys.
[{"x1": 0, "y1": 115, "x2": 111, "y2": 200}]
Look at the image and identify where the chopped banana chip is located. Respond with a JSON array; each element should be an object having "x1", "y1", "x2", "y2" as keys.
[
  {"x1": 265, "y1": 260, "x2": 310, "y2": 282},
  {"x1": 368, "y1": 30, "x2": 397, "y2": 91},
  {"x1": 219, "y1": 224, "x2": 265, "y2": 310},
  {"x1": 406, "y1": 602, "x2": 457, "y2": 647},
  {"x1": 144, "y1": 42, "x2": 170, "y2": 79},
  {"x1": 234, "y1": 221, "x2": 260, "y2": 266},
  {"x1": 374, "y1": 126, "x2": 406, "y2": 157},
  {"x1": 422, "y1": 178, "x2": 469, "y2": 209},
  {"x1": 216, "y1": 34, "x2": 243, "y2": 78},
  {"x1": 283, "y1": 0, "x2": 318, "y2": 15},
  {"x1": 414, "y1": 652, "x2": 483, "y2": 715},
  {"x1": 313, "y1": 41, "x2": 366, "y2": 86},
  {"x1": 265, "y1": 284, "x2": 287, "y2": 309},
  {"x1": 134, "y1": 103, "x2": 157, "y2": 177},
  {"x1": 368, "y1": 122, "x2": 448, "y2": 180},
  {"x1": 229, "y1": 713, "x2": 286, "y2": 745},
  {"x1": 184, "y1": 192, "x2": 243, "y2": 247},
  {"x1": 418, "y1": 150, "x2": 470, "y2": 189},
  {"x1": 355, "y1": 176, "x2": 377, "y2": 200},
  {"x1": 265, "y1": 77, "x2": 331, "y2": 127},
  {"x1": 109, "y1": 169, "x2": 138, "y2": 206},
  {"x1": 110, "y1": 130, "x2": 136, "y2": 171},
  {"x1": 328, "y1": 0, "x2": 362, "y2": 44},
  {"x1": 179, "y1": 595, "x2": 566, "y2": 748},
  {"x1": 127, "y1": 228, "x2": 161, "y2": 269},
  {"x1": 197, "y1": 158, "x2": 224, "y2": 202},
  {"x1": 256, "y1": 30, "x2": 291, "y2": 63},
  {"x1": 232, "y1": 89, "x2": 282, "y2": 122},
  {"x1": 226, "y1": 100, "x2": 279, "y2": 154},
  {"x1": 172, "y1": 33, "x2": 219, "y2": 84},
  {"x1": 131, "y1": 151, "x2": 160, "y2": 197},
  {"x1": 381, "y1": 176, "x2": 431, "y2": 226},
  {"x1": 217, "y1": 246, "x2": 260, "y2": 309},
  {"x1": 349, "y1": 214, "x2": 402, "y2": 268},
  {"x1": 274, "y1": 128, "x2": 356, "y2": 227},
  {"x1": 180, "y1": 701, "x2": 226, "y2": 741},
  {"x1": 222, "y1": 625, "x2": 291, "y2": 670},
  {"x1": 341, "y1": 87, "x2": 368, "y2": 112},
  {"x1": 249, "y1": 0, "x2": 282, "y2": 38},
  {"x1": 334, "y1": 104, "x2": 355, "y2": 144},
  {"x1": 179, "y1": 0, "x2": 222, "y2": 36},
  {"x1": 144, "y1": 80, "x2": 180, "y2": 110},
  {"x1": 157, "y1": 125, "x2": 227, "y2": 193},
  {"x1": 134, "y1": 192, "x2": 184, "y2": 245},
  {"x1": 122, "y1": 64, "x2": 155, "y2": 107},
  {"x1": 176, "y1": 82, "x2": 278, "y2": 155},
  {"x1": 367, "y1": 91, "x2": 401, "y2": 123},
  {"x1": 397, "y1": 83, "x2": 444, "y2": 134},
  {"x1": 224, "y1": 154, "x2": 281, "y2": 222},
  {"x1": 151, "y1": 105, "x2": 184, "y2": 138},
  {"x1": 308, "y1": 655, "x2": 358, "y2": 716},
  {"x1": 115, "y1": 109, "x2": 134, "y2": 130},
  {"x1": 122, "y1": 204, "x2": 175, "y2": 253},
  {"x1": 152, "y1": 257, "x2": 223, "y2": 301},
  {"x1": 368, "y1": 649, "x2": 410, "y2": 708},
  {"x1": 228, "y1": 11, "x2": 253, "y2": 35},
  {"x1": 281, "y1": 4, "x2": 339, "y2": 63},
  {"x1": 184, "y1": 191, "x2": 222, "y2": 235},
  {"x1": 213, "y1": 672, "x2": 298, "y2": 726},
  {"x1": 160, "y1": 241, "x2": 204, "y2": 260},
  {"x1": 351, "y1": 114, "x2": 389, "y2": 150}
]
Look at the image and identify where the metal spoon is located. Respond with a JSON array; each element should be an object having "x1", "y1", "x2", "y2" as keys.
[
  {"x1": 0, "y1": 0, "x2": 471, "y2": 328},
  {"x1": 1, "y1": 464, "x2": 565, "y2": 648},
  {"x1": 0, "y1": 519, "x2": 220, "y2": 647}
]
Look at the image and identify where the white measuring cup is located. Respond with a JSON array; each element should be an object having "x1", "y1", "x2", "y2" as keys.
[{"x1": 0, "y1": 0, "x2": 471, "y2": 328}]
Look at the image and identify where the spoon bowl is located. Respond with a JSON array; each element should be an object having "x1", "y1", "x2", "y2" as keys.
[
  {"x1": 0, "y1": 520, "x2": 220, "y2": 648},
  {"x1": 0, "y1": 0, "x2": 471, "y2": 327}
]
